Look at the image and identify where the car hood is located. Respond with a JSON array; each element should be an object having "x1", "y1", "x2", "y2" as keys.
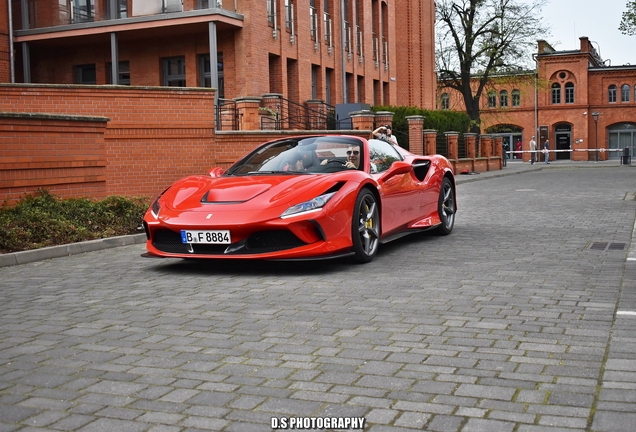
[{"x1": 163, "y1": 174, "x2": 339, "y2": 212}]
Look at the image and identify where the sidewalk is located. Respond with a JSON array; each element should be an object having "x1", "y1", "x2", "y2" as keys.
[
  {"x1": 1, "y1": 159, "x2": 632, "y2": 268},
  {"x1": 455, "y1": 158, "x2": 633, "y2": 184}
]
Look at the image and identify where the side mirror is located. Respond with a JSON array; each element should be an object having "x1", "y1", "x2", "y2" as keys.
[
  {"x1": 208, "y1": 167, "x2": 224, "y2": 177},
  {"x1": 378, "y1": 161, "x2": 412, "y2": 182},
  {"x1": 389, "y1": 161, "x2": 412, "y2": 175}
]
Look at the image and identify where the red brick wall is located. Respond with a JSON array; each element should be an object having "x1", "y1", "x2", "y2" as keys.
[
  {"x1": 0, "y1": 113, "x2": 108, "y2": 204},
  {"x1": 0, "y1": 0, "x2": 10, "y2": 83},
  {"x1": 0, "y1": 84, "x2": 216, "y2": 198}
]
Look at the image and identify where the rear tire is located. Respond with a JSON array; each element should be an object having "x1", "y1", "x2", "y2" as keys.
[
  {"x1": 351, "y1": 190, "x2": 380, "y2": 263},
  {"x1": 435, "y1": 177, "x2": 456, "y2": 235}
]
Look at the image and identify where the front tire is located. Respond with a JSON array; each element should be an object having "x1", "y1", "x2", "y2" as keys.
[
  {"x1": 351, "y1": 189, "x2": 380, "y2": 263},
  {"x1": 436, "y1": 177, "x2": 456, "y2": 235}
]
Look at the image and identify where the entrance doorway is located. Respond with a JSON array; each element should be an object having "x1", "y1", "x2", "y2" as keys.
[
  {"x1": 608, "y1": 123, "x2": 636, "y2": 160},
  {"x1": 486, "y1": 125, "x2": 523, "y2": 160},
  {"x1": 554, "y1": 124, "x2": 571, "y2": 160}
]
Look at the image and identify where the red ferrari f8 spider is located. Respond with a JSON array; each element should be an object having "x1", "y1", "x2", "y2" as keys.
[{"x1": 142, "y1": 135, "x2": 456, "y2": 263}]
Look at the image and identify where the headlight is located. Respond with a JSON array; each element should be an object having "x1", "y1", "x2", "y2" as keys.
[
  {"x1": 150, "y1": 196, "x2": 161, "y2": 219},
  {"x1": 280, "y1": 192, "x2": 336, "y2": 219}
]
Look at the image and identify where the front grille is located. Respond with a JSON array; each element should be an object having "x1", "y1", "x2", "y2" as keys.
[
  {"x1": 152, "y1": 228, "x2": 307, "y2": 255},
  {"x1": 152, "y1": 229, "x2": 189, "y2": 254},
  {"x1": 245, "y1": 231, "x2": 306, "y2": 252}
]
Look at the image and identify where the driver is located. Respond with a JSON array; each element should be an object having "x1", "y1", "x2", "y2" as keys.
[
  {"x1": 344, "y1": 144, "x2": 361, "y2": 169},
  {"x1": 320, "y1": 144, "x2": 361, "y2": 169}
]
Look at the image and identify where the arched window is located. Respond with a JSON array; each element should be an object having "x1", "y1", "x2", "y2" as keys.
[
  {"x1": 500, "y1": 90, "x2": 508, "y2": 107},
  {"x1": 487, "y1": 91, "x2": 496, "y2": 108},
  {"x1": 565, "y1": 82, "x2": 574, "y2": 104},
  {"x1": 512, "y1": 89, "x2": 520, "y2": 107},
  {"x1": 609, "y1": 85, "x2": 617, "y2": 103},
  {"x1": 441, "y1": 93, "x2": 450, "y2": 110},
  {"x1": 622, "y1": 84, "x2": 631, "y2": 102},
  {"x1": 551, "y1": 83, "x2": 561, "y2": 104}
]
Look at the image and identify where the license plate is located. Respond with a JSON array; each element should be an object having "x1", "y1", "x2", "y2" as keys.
[{"x1": 181, "y1": 230, "x2": 231, "y2": 244}]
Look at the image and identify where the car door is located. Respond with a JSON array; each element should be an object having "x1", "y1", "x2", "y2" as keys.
[{"x1": 368, "y1": 139, "x2": 419, "y2": 234}]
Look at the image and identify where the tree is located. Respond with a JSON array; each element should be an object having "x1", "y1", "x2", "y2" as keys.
[
  {"x1": 436, "y1": 0, "x2": 548, "y2": 133},
  {"x1": 619, "y1": 1, "x2": 636, "y2": 36}
]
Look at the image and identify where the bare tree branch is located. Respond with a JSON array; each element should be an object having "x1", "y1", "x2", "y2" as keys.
[{"x1": 436, "y1": 0, "x2": 549, "y2": 132}]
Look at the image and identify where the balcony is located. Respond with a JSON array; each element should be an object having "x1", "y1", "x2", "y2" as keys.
[{"x1": 14, "y1": 0, "x2": 240, "y2": 33}]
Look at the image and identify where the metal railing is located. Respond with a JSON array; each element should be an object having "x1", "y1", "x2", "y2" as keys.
[
  {"x1": 215, "y1": 99, "x2": 238, "y2": 131},
  {"x1": 259, "y1": 97, "x2": 345, "y2": 131}
]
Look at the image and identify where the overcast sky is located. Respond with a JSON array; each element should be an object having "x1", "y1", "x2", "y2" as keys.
[{"x1": 536, "y1": 0, "x2": 636, "y2": 66}]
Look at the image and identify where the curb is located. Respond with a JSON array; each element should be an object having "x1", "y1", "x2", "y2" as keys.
[
  {"x1": 455, "y1": 166, "x2": 542, "y2": 184},
  {"x1": 0, "y1": 233, "x2": 147, "y2": 268}
]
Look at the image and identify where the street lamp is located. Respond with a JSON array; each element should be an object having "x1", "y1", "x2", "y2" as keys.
[{"x1": 592, "y1": 112, "x2": 600, "y2": 163}]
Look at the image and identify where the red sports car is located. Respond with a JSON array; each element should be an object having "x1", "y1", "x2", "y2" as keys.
[{"x1": 142, "y1": 135, "x2": 456, "y2": 263}]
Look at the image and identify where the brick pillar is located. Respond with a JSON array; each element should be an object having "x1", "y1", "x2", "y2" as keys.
[
  {"x1": 406, "y1": 115, "x2": 425, "y2": 155},
  {"x1": 445, "y1": 132, "x2": 459, "y2": 160},
  {"x1": 235, "y1": 97, "x2": 262, "y2": 131},
  {"x1": 480, "y1": 135, "x2": 492, "y2": 158},
  {"x1": 305, "y1": 99, "x2": 325, "y2": 130},
  {"x1": 374, "y1": 111, "x2": 394, "y2": 128},
  {"x1": 492, "y1": 136, "x2": 503, "y2": 169},
  {"x1": 492, "y1": 136, "x2": 503, "y2": 158},
  {"x1": 350, "y1": 110, "x2": 375, "y2": 133},
  {"x1": 464, "y1": 133, "x2": 477, "y2": 159},
  {"x1": 423, "y1": 130, "x2": 437, "y2": 155}
]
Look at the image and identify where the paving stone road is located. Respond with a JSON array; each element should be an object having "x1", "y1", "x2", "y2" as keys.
[{"x1": 1, "y1": 165, "x2": 635, "y2": 432}]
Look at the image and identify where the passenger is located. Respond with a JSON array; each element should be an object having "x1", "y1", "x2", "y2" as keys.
[{"x1": 280, "y1": 152, "x2": 304, "y2": 171}]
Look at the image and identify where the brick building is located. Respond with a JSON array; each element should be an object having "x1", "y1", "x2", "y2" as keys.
[
  {"x1": 439, "y1": 37, "x2": 636, "y2": 162},
  {"x1": 1, "y1": 0, "x2": 436, "y2": 115}
]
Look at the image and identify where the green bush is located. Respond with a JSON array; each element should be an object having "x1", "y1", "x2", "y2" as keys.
[{"x1": 0, "y1": 190, "x2": 151, "y2": 253}]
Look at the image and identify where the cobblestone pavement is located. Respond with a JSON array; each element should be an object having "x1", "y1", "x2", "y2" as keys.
[{"x1": 1, "y1": 166, "x2": 635, "y2": 432}]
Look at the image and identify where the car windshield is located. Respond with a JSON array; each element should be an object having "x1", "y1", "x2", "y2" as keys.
[{"x1": 225, "y1": 136, "x2": 365, "y2": 175}]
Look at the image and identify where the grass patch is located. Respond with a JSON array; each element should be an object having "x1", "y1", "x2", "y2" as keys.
[{"x1": 0, "y1": 190, "x2": 151, "y2": 253}]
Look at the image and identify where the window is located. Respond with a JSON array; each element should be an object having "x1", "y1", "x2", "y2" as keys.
[
  {"x1": 107, "y1": 0, "x2": 127, "y2": 18},
  {"x1": 622, "y1": 84, "x2": 631, "y2": 102},
  {"x1": 512, "y1": 89, "x2": 520, "y2": 107},
  {"x1": 325, "y1": 68, "x2": 333, "y2": 106},
  {"x1": 368, "y1": 138, "x2": 403, "y2": 174},
  {"x1": 487, "y1": 91, "x2": 496, "y2": 108},
  {"x1": 551, "y1": 83, "x2": 561, "y2": 104},
  {"x1": 609, "y1": 85, "x2": 617, "y2": 103},
  {"x1": 267, "y1": 0, "x2": 276, "y2": 25},
  {"x1": 76, "y1": 64, "x2": 96, "y2": 84},
  {"x1": 199, "y1": 0, "x2": 222, "y2": 7},
  {"x1": 199, "y1": 53, "x2": 224, "y2": 98},
  {"x1": 500, "y1": 90, "x2": 508, "y2": 107},
  {"x1": 72, "y1": 0, "x2": 94, "y2": 23},
  {"x1": 106, "y1": 61, "x2": 130, "y2": 85},
  {"x1": 441, "y1": 93, "x2": 449, "y2": 110},
  {"x1": 285, "y1": 0, "x2": 295, "y2": 31},
  {"x1": 311, "y1": 65, "x2": 319, "y2": 99},
  {"x1": 163, "y1": 57, "x2": 186, "y2": 87},
  {"x1": 310, "y1": 0, "x2": 318, "y2": 39},
  {"x1": 565, "y1": 82, "x2": 574, "y2": 104}
]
